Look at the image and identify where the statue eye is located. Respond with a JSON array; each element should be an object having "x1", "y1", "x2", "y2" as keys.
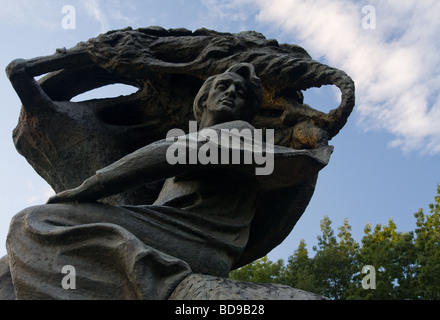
[
  {"x1": 236, "y1": 89, "x2": 245, "y2": 98},
  {"x1": 216, "y1": 83, "x2": 227, "y2": 91}
]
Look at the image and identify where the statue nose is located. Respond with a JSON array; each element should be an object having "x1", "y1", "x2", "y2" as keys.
[{"x1": 225, "y1": 85, "x2": 236, "y2": 98}]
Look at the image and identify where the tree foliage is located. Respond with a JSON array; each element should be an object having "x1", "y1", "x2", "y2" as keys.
[{"x1": 229, "y1": 185, "x2": 440, "y2": 300}]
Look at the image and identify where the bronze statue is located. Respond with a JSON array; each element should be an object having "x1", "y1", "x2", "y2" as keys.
[{"x1": 1, "y1": 27, "x2": 354, "y2": 300}]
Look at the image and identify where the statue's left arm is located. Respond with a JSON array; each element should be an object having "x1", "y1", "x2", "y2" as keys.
[{"x1": 6, "y1": 51, "x2": 95, "y2": 113}]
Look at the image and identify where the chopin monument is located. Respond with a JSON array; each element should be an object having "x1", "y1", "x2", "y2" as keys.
[{"x1": 0, "y1": 27, "x2": 354, "y2": 300}]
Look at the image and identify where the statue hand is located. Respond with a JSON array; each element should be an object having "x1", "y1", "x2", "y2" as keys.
[
  {"x1": 47, "y1": 175, "x2": 105, "y2": 204},
  {"x1": 47, "y1": 188, "x2": 81, "y2": 204},
  {"x1": 6, "y1": 59, "x2": 28, "y2": 79}
]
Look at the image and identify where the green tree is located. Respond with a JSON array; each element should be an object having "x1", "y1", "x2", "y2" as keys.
[
  {"x1": 280, "y1": 239, "x2": 317, "y2": 293},
  {"x1": 228, "y1": 184, "x2": 440, "y2": 300},
  {"x1": 312, "y1": 216, "x2": 359, "y2": 300},
  {"x1": 347, "y1": 219, "x2": 418, "y2": 300},
  {"x1": 414, "y1": 185, "x2": 440, "y2": 299},
  {"x1": 229, "y1": 256, "x2": 284, "y2": 284}
]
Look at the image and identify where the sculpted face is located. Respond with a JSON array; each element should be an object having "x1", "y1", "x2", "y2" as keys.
[{"x1": 204, "y1": 72, "x2": 248, "y2": 123}]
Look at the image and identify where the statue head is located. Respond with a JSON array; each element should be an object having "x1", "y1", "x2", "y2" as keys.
[{"x1": 193, "y1": 63, "x2": 263, "y2": 128}]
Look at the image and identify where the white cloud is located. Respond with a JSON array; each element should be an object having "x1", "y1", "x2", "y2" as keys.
[
  {"x1": 79, "y1": 0, "x2": 142, "y2": 33},
  {"x1": 205, "y1": 0, "x2": 440, "y2": 154},
  {"x1": 81, "y1": 0, "x2": 110, "y2": 33}
]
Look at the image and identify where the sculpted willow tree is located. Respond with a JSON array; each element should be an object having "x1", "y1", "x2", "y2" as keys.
[{"x1": 0, "y1": 27, "x2": 354, "y2": 300}]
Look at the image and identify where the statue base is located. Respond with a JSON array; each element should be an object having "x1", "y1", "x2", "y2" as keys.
[
  {"x1": 169, "y1": 273, "x2": 328, "y2": 300},
  {"x1": 1, "y1": 255, "x2": 326, "y2": 300}
]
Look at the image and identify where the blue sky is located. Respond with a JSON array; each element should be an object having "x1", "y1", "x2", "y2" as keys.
[{"x1": 0, "y1": 0, "x2": 439, "y2": 264}]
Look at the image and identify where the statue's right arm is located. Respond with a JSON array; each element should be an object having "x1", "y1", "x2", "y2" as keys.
[
  {"x1": 47, "y1": 138, "x2": 189, "y2": 204},
  {"x1": 46, "y1": 120, "x2": 261, "y2": 204}
]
